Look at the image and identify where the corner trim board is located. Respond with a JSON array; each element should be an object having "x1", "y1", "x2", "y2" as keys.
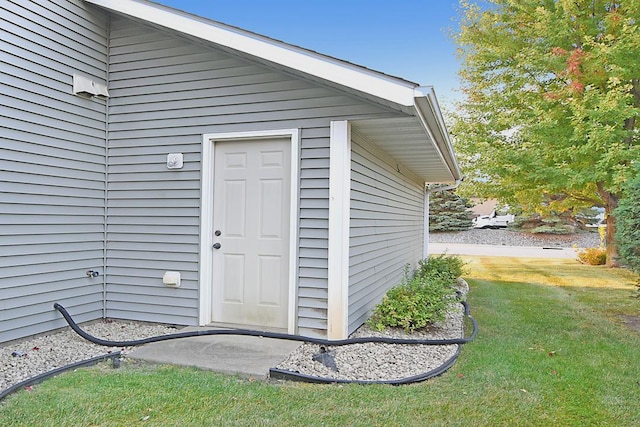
[{"x1": 327, "y1": 121, "x2": 351, "y2": 339}]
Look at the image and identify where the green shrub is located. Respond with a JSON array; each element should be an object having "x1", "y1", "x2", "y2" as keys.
[
  {"x1": 614, "y1": 167, "x2": 640, "y2": 287},
  {"x1": 417, "y1": 254, "x2": 467, "y2": 282},
  {"x1": 512, "y1": 214, "x2": 576, "y2": 234},
  {"x1": 367, "y1": 255, "x2": 465, "y2": 333},
  {"x1": 577, "y1": 247, "x2": 607, "y2": 266},
  {"x1": 529, "y1": 224, "x2": 574, "y2": 235}
]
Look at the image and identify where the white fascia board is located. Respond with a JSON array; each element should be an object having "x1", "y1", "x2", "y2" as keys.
[
  {"x1": 415, "y1": 86, "x2": 452, "y2": 147},
  {"x1": 85, "y1": 0, "x2": 417, "y2": 107},
  {"x1": 413, "y1": 87, "x2": 463, "y2": 182}
]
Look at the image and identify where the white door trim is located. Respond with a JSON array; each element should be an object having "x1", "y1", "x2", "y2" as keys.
[{"x1": 199, "y1": 129, "x2": 300, "y2": 334}]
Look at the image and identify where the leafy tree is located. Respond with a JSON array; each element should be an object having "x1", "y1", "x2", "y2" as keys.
[
  {"x1": 429, "y1": 190, "x2": 473, "y2": 232},
  {"x1": 452, "y1": 0, "x2": 640, "y2": 266},
  {"x1": 614, "y1": 166, "x2": 640, "y2": 281}
]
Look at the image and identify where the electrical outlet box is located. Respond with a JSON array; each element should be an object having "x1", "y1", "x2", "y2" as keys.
[{"x1": 167, "y1": 153, "x2": 184, "y2": 169}]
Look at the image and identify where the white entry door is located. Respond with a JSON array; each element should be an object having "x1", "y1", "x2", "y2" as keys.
[{"x1": 211, "y1": 138, "x2": 291, "y2": 329}]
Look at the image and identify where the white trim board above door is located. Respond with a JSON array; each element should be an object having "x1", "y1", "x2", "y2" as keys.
[{"x1": 199, "y1": 130, "x2": 300, "y2": 334}]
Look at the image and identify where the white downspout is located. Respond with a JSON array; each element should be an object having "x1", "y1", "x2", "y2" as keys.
[{"x1": 423, "y1": 179, "x2": 463, "y2": 259}]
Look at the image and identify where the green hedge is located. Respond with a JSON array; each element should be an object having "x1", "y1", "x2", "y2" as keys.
[
  {"x1": 367, "y1": 255, "x2": 466, "y2": 333},
  {"x1": 615, "y1": 168, "x2": 640, "y2": 283}
]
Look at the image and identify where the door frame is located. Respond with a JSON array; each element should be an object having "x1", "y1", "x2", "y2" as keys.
[{"x1": 199, "y1": 129, "x2": 300, "y2": 334}]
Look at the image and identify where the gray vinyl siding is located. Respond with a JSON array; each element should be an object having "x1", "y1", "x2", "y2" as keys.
[
  {"x1": 0, "y1": 0, "x2": 108, "y2": 342},
  {"x1": 348, "y1": 133, "x2": 425, "y2": 335},
  {"x1": 105, "y1": 16, "x2": 397, "y2": 336},
  {"x1": 1, "y1": 2, "x2": 424, "y2": 343}
]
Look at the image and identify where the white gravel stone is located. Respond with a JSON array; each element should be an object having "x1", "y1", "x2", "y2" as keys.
[
  {"x1": 1, "y1": 278, "x2": 477, "y2": 390},
  {"x1": 274, "y1": 280, "x2": 470, "y2": 382},
  {"x1": 429, "y1": 228, "x2": 600, "y2": 248},
  {"x1": 0, "y1": 320, "x2": 177, "y2": 392}
]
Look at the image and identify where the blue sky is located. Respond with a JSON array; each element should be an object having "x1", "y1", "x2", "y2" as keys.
[{"x1": 152, "y1": 0, "x2": 463, "y2": 106}]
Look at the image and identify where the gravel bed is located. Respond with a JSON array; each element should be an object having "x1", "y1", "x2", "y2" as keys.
[
  {"x1": 1, "y1": 320, "x2": 177, "y2": 393},
  {"x1": 2, "y1": 306, "x2": 467, "y2": 390},
  {"x1": 2, "y1": 282, "x2": 471, "y2": 391},
  {"x1": 275, "y1": 280, "x2": 469, "y2": 382},
  {"x1": 429, "y1": 228, "x2": 600, "y2": 248}
]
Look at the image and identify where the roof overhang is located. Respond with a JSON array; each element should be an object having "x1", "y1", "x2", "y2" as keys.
[
  {"x1": 352, "y1": 86, "x2": 462, "y2": 183},
  {"x1": 85, "y1": 0, "x2": 462, "y2": 183}
]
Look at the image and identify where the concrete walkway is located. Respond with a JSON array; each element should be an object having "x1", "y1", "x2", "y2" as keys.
[
  {"x1": 127, "y1": 327, "x2": 301, "y2": 379},
  {"x1": 429, "y1": 242, "x2": 578, "y2": 258}
]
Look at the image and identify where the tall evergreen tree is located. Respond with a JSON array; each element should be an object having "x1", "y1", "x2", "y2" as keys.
[{"x1": 429, "y1": 190, "x2": 473, "y2": 232}]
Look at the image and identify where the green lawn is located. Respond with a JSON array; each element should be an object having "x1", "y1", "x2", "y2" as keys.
[{"x1": 1, "y1": 257, "x2": 639, "y2": 426}]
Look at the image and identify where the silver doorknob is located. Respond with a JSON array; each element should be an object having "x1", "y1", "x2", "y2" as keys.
[{"x1": 213, "y1": 243, "x2": 221, "y2": 249}]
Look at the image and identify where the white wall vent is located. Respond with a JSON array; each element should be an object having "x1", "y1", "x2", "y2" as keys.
[
  {"x1": 73, "y1": 74, "x2": 109, "y2": 98},
  {"x1": 163, "y1": 271, "x2": 181, "y2": 288}
]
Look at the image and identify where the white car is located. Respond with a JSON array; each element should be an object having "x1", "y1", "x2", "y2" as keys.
[{"x1": 472, "y1": 212, "x2": 515, "y2": 229}]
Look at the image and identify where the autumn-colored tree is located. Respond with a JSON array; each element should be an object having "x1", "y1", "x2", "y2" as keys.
[{"x1": 452, "y1": 0, "x2": 640, "y2": 265}]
